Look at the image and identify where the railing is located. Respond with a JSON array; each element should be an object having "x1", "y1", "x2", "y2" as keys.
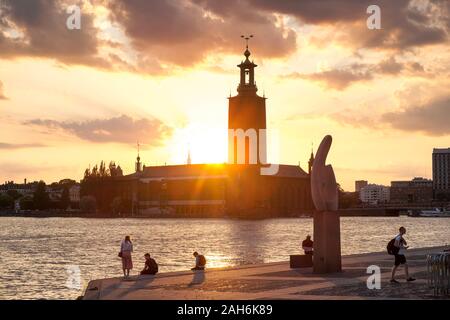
[{"x1": 427, "y1": 252, "x2": 450, "y2": 296}]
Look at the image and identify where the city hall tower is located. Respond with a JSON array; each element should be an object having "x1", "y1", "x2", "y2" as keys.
[{"x1": 228, "y1": 36, "x2": 267, "y2": 165}]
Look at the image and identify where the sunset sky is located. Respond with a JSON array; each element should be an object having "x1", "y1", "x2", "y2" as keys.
[{"x1": 0, "y1": 0, "x2": 449, "y2": 191}]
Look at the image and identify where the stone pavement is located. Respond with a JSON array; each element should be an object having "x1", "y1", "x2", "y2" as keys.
[{"x1": 83, "y1": 246, "x2": 449, "y2": 300}]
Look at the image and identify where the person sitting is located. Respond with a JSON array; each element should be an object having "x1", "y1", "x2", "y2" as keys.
[
  {"x1": 302, "y1": 235, "x2": 314, "y2": 255},
  {"x1": 191, "y1": 251, "x2": 206, "y2": 271},
  {"x1": 140, "y1": 253, "x2": 158, "y2": 275}
]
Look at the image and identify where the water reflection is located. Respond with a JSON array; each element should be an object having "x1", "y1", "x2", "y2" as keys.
[{"x1": 0, "y1": 216, "x2": 448, "y2": 299}]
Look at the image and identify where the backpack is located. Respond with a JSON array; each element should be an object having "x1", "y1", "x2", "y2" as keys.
[
  {"x1": 387, "y1": 238, "x2": 399, "y2": 255},
  {"x1": 149, "y1": 258, "x2": 158, "y2": 274},
  {"x1": 198, "y1": 255, "x2": 206, "y2": 266}
]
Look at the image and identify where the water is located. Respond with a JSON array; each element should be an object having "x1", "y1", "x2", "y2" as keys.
[{"x1": 0, "y1": 216, "x2": 449, "y2": 299}]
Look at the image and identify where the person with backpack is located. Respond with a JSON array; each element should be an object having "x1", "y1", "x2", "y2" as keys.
[
  {"x1": 388, "y1": 226, "x2": 416, "y2": 283},
  {"x1": 140, "y1": 253, "x2": 158, "y2": 275},
  {"x1": 191, "y1": 251, "x2": 206, "y2": 270}
]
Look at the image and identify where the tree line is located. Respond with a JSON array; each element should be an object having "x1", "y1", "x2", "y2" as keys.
[
  {"x1": 80, "y1": 161, "x2": 129, "y2": 214},
  {"x1": 0, "y1": 180, "x2": 75, "y2": 211}
]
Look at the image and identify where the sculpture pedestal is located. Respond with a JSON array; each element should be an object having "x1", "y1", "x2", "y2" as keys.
[{"x1": 313, "y1": 211, "x2": 342, "y2": 273}]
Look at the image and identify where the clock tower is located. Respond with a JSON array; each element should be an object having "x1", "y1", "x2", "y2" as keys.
[{"x1": 228, "y1": 36, "x2": 267, "y2": 165}]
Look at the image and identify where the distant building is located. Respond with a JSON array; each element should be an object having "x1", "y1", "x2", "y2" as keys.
[
  {"x1": 355, "y1": 180, "x2": 368, "y2": 193},
  {"x1": 46, "y1": 185, "x2": 62, "y2": 201},
  {"x1": 390, "y1": 177, "x2": 433, "y2": 204},
  {"x1": 113, "y1": 163, "x2": 312, "y2": 217},
  {"x1": 0, "y1": 180, "x2": 37, "y2": 196},
  {"x1": 360, "y1": 184, "x2": 390, "y2": 205},
  {"x1": 69, "y1": 185, "x2": 81, "y2": 203},
  {"x1": 433, "y1": 148, "x2": 450, "y2": 200}
]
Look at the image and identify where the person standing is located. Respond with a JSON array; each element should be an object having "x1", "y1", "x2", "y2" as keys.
[
  {"x1": 390, "y1": 227, "x2": 415, "y2": 283},
  {"x1": 120, "y1": 235, "x2": 133, "y2": 278}
]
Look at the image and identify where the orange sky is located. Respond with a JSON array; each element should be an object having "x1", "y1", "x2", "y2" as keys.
[{"x1": 0, "y1": 0, "x2": 449, "y2": 191}]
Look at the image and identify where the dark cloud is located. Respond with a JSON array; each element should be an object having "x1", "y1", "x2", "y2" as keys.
[
  {"x1": 252, "y1": 0, "x2": 449, "y2": 50},
  {"x1": 329, "y1": 111, "x2": 381, "y2": 129},
  {"x1": 107, "y1": 0, "x2": 296, "y2": 66},
  {"x1": 376, "y1": 57, "x2": 427, "y2": 75},
  {"x1": 284, "y1": 57, "x2": 428, "y2": 90},
  {"x1": 0, "y1": 0, "x2": 109, "y2": 68},
  {"x1": 286, "y1": 64, "x2": 373, "y2": 90},
  {"x1": 319, "y1": 95, "x2": 450, "y2": 136},
  {"x1": 0, "y1": 81, "x2": 7, "y2": 99},
  {"x1": 382, "y1": 96, "x2": 450, "y2": 136},
  {"x1": 377, "y1": 57, "x2": 404, "y2": 75},
  {"x1": 0, "y1": 142, "x2": 47, "y2": 149},
  {"x1": 24, "y1": 115, "x2": 172, "y2": 145},
  {"x1": 0, "y1": 0, "x2": 447, "y2": 72},
  {"x1": 0, "y1": 0, "x2": 296, "y2": 70}
]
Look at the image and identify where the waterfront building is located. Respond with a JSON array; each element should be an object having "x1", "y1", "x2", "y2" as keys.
[
  {"x1": 101, "y1": 44, "x2": 314, "y2": 217},
  {"x1": 0, "y1": 180, "x2": 37, "y2": 196},
  {"x1": 359, "y1": 184, "x2": 390, "y2": 205},
  {"x1": 432, "y1": 148, "x2": 450, "y2": 200},
  {"x1": 69, "y1": 185, "x2": 81, "y2": 203},
  {"x1": 390, "y1": 177, "x2": 433, "y2": 204},
  {"x1": 355, "y1": 180, "x2": 368, "y2": 193}
]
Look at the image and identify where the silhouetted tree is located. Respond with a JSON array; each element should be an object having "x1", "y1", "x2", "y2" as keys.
[
  {"x1": 6, "y1": 189, "x2": 21, "y2": 200},
  {"x1": 59, "y1": 179, "x2": 76, "y2": 186},
  {"x1": 19, "y1": 195, "x2": 34, "y2": 210},
  {"x1": 33, "y1": 181, "x2": 50, "y2": 210},
  {"x1": 80, "y1": 195, "x2": 97, "y2": 213},
  {"x1": 80, "y1": 161, "x2": 119, "y2": 214},
  {"x1": 60, "y1": 186, "x2": 70, "y2": 210},
  {"x1": 0, "y1": 194, "x2": 14, "y2": 209}
]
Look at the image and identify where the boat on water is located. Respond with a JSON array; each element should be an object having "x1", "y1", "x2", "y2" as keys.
[{"x1": 408, "y1": 208, "x2": 450, "y2": 217}]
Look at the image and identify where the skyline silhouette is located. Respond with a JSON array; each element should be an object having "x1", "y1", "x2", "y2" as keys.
[{"x1": 0, "y1": 0, "x2": 449, "y2": 190}]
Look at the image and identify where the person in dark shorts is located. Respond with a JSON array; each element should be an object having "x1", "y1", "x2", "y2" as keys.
[
  {"x1": 140, "y1": 253, "x2": 158, "y2": 275},
  {"x1": 302, "y1": 235, "x2": 314, "y2": 255},
  {"x1": 390, "y1": 226, "x2": 416, "y2": 283}
]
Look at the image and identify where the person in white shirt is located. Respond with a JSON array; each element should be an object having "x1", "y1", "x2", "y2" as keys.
[
  {"x1": 120, "y1": 235, "x2": 133, "y2": 278},
  {"x1": 390, "y1": 226, "x2": 415, "y2": 283}
]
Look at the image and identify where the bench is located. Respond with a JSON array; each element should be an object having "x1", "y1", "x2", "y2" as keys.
[{"x1": 290, "y1": 254, "x2": 313, "y2": 268}]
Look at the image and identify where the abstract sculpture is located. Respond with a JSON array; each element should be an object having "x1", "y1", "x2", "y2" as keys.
[
  {"x1": 311, "y1": 135, "x2": 338, "y2": 212},
  {"x1": 311, "y1": 135, "x2": 342, "y2": 273}
]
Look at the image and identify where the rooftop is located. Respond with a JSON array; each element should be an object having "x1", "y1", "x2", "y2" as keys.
[
  {"x1": 120, "y1": 163, "x2": 309, "y2": 180},
  {"x1": 433, "y1": 148, "x2": 450, "y2": 154}
]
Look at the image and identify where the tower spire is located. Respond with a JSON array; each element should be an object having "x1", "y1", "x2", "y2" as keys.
[
  {"x1": 187, "y1": 147, "x2": 192, "y2": 165},
  {"x1": 241, "y1": 34, "x2": 253, "y2": 49},
  {"x1": 237, "y1": 34, "x2": 257, "y2": 94},
  {"x1": 135, "y1": 141, "x2": 142, "y2": 172},
  {"x1": 308, "y1": 142, "x2": 315, "y2": 175}
]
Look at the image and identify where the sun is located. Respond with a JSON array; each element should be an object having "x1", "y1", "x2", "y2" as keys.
[{"x1": 168, "y1": 122, "x2": 228, "y2": 165}]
